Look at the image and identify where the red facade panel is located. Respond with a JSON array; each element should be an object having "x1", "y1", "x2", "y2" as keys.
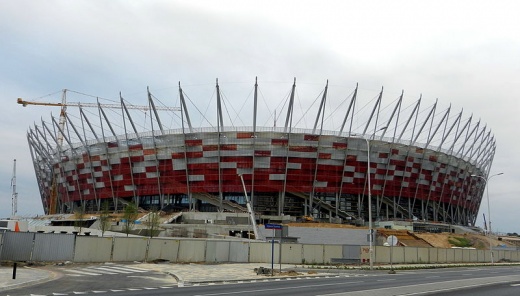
[
  {"x1": 185, "y1": 139, "x2": 203, "y2": 146},
  {"x1": 333, "y1": 142, "x2": 347, "y2": 149},
  {"x1": 272, "y1": 138, "x2": 288, "y2": 146}
]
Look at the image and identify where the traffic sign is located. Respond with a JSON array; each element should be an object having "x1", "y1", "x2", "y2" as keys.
[
  {"x1": 265, "y1": 223, "x2": 282, "y2": 230},
  {"x1": 387, "y1": 235, "x2": 399, "y2": 246}
]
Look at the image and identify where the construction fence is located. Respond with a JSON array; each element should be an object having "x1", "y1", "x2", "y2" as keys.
[{"x1": 1, "y1": 232, "x2": 519, "y2": 264}]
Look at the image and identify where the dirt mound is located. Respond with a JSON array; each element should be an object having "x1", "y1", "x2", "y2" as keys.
[
  {"x1": 286, "y1": 222, "x2": 362, "y2": 229},
  {"x1": 415, "y1": 232, "x2": 509, "y2": 249}
]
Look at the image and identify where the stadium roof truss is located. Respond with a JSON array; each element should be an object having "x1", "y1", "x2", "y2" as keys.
[{"x1": 26, "y1": 79, "x2": 495, "y2": 226}]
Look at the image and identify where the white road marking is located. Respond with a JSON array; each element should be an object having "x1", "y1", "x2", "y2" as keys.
[
  {"x1": 193, "y1": 281, "x2": 365, "y2": 296},
  {"x1": 94, "y1": 267, "x2": 132, "y2": 274},
  {"x1": 64, "y1": 269, "x2": 102, "y2": 276},
  {"x1": 108, "y1": 266, "x2": 149, "y2": 273}
]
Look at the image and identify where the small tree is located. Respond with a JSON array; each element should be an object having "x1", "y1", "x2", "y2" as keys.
[
  {"x1": 98, "y1": 201, "x2": 111, "y2": 237},
  {"x1": 146, "y1": 207, "x2": 161, "y2": 238},
  {"x1": 74, "y1": 205, "x2": 86, "y2": 234},
  {"x1": 122, "y1": 202, "x2": 138, "y2": 237}
]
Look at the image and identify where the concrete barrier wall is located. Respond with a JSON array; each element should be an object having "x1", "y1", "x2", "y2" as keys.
[
  {"x1": 74, "y1": 236, "x2": 114, "y2": 262},
  {"x1": 112, "y1": 237, "x2": 148, "y2": 262},
  {"x1": 324, "y1": 245, "x2": 343, "y2": 264},
  {"x1": 404, "y1": 247, "x2": 418, "y2": 263},
  {"x1": 445, "y1": 248, "x2": 455, "y2": 262},
  {"x1": 249, "y1": 241, "x2": 275, "y2": 263},
  {"x1": 476, "y1": 250, "x2": 485, "y2": 262},
  {"x1": 437, "y1": 248, "x2": 447, "y2": 263},
  {"x1": 206, "y1": 240, "x2": 230, "y2": 263},
  {"x1": 282, "y1": 244, "x2": 303, "y2": 264},
  {"x1": 453, "y1": 248, "x2": 463, "y2": 262},
  {"x1": 147, "y1": 238, "x2": 180, "y2": 262},
  {"x1": 428, "y1": 248, "x2": 438, "y2": 263},
  {"x1": 177, "y1": 239, "x2": 206, "y2": 262},
  {"x1": 302, "y1": 244, "x2": 324, "y2": 264},
  {"x1": 3, "y1": 231, "x2": 520, "y2": 265},
  {"x1": 469, "y1": 249, "x2": 478, "y2": 262},
  {"x1": 229, "y1": 241, "x2": 250, "y2": 262},
  {"x1": 375, "y1": 246, "x2": 390, "y2": 263},
  {"x1": 417, "y1": 247, "x2": 429, "y2": 263},
  {"x1": 391, "y1": 246, "x2": 406, "y2": 263}
]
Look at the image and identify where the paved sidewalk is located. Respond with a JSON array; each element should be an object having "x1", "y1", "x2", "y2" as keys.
[
  {"x1": 0, "y1": 262, "x2": 351, "y2": 292},
  {"x1": 0, "y1": 264, "x2": 57, "y2": 292},
  {"x1": 137, "y1": 262, "x2": 336, "y2": 284}
]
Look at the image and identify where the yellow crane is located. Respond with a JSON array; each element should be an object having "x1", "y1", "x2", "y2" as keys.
[
  {"x1": 17, "y1": 90, "x2": 180, "y2": 146},
  {"x1": 18, "y1": 89, "x2": 180, "y2": 214}
]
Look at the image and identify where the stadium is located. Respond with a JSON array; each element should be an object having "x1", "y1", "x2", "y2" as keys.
[{"x1": 24, "y1": 79, "x2": 495, "y2": 227}]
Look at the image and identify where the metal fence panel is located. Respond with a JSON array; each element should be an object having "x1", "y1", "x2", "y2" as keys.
[
  {"x1": 343, "y1": 245, "x2": 361, "y2": 260},
  {"x1": 32, "y1": 233, "x2": 75, "y2": 261},
  {"x1": 0, "y1": 232, "x2": 34, "y2": 261}
]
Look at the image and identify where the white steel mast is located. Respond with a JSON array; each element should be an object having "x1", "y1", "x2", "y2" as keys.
[{"x1": 11, "y1": 159, "x2": 18, "y2": 217}]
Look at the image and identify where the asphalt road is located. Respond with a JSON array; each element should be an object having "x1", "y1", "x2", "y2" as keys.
[
  {"x1": 5, "y1": 265, "x2": 520, "y2": 296},
  {"x1": 3, "y1": 264, "x2": 176, "y2": 296}
]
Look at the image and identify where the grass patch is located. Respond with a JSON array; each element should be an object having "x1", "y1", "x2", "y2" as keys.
[{"x1": 448, "y1": 236, "x2": 473, "y2": 248}]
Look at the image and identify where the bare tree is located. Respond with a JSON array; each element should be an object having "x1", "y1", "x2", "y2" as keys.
[
  {"x1": 122, "y1": 202, "x2": 138, "y2": 237},
  {"x1": 98, "y1": 201, "x2": 111, "y2": 237},
  {"x1": 146, "y1": 207, "x2": 161, "y2": 238},
  {"x1": 74, "y1": 205, "x2": 86, "y2": 235}
]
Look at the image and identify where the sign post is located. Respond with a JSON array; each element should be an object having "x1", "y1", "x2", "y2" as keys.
[
  {"x1": 265, "y1": 224, "x2": 282, "y2": 276},
  {"x1": 387, "y1": 235, "x2": 398, "y2": 274}
]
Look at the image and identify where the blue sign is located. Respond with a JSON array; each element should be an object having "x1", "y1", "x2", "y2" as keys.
[{"x1": 265, "y1": 223, "x2": 282, "y2": 230}]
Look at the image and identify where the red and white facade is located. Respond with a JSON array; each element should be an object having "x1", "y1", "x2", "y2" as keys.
[{"x1": 26, "y1": 80, "x2": 495, "y2": 226}]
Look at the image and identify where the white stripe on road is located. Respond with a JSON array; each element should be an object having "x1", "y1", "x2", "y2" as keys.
[
  {"x1": 107, "y1": 266, "x2": 149, "y2": 273},
  {"x1": 64, "y1": 269, "x2": 102, "y2": 276},
  {"x1": 93, "y1": 267, "x2": 132, "y2": 274},
  {"x1": 193, "y1": 281, "x2": 365, "y2": 295}
]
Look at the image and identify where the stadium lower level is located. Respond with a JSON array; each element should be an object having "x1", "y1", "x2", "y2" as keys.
[{"x1": 30, "y1": 128, "x2": 488, "y2": 226}]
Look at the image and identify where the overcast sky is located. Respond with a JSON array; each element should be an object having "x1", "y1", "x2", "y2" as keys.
[{"x1": 1, "y1": 0, "x2": 519, "y2": 233}]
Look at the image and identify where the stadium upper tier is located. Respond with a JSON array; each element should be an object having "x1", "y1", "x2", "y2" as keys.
[{"x1": 25, "y1": 79, "x2": 495, "y2": 226}]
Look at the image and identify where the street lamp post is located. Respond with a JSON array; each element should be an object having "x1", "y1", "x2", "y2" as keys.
[
  {"x1": 357, "y1": 129, "x2": 386, "y2": 271},
  {"x1": 364, "y1": 137, "x2": 374, "y2": 270},
  {"x1": 471, "y1": 172, "x2": 503, "y2": 264},
  {"x1": 353, "y1": 128, "x2": 386, "y2": 271}
]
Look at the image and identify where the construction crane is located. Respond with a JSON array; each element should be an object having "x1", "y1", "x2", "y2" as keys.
[
  {"x1": 18, "y1": 89, "x2": 181, "y2": 215},
  {"x1": 17, "y1": 95, "x2": 181, "y2": 111},
  {"x1": 11, "y1": 159, "x2": 17, "y2": 218},
  {"x1": 17, "y1": 89, "x2": 181, "y2": 146}
]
